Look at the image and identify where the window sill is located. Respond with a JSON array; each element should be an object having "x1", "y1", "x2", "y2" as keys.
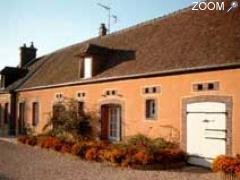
[{"x1": 144, "y1": 118, "x2": 157, "y2": 122}]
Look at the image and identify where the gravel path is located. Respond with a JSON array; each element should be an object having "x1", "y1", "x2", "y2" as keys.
[{"x1": 0, "y1": 140, "x2": 219, "y2": 180}]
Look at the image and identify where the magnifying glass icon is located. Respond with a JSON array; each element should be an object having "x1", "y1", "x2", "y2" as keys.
[{"x1": 227, "y1": 1, "x2": 239, "y2": 12}]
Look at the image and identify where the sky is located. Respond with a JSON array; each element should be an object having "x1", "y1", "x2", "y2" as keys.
[{"x1": 0, "y1": 0, "x2": 196, "y2": 69}]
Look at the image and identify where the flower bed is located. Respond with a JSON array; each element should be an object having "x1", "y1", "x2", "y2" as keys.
[
  {"x1": 212, "y1": 155, "x2": 240, "y2": 180},
  {"x1": 18, "y1": 135, "x2": 187, "y2": 169}
]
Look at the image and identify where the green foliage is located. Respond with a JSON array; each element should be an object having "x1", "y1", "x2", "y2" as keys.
[
  {"x1": 43, "y1": 98, "x2": 98, "y2": 141},
  {"x1": 127, "y1": 134, "x2": 152, "y2": 147},
  {"x1": 126, "y1": 134, "x2": 177, "y2": 153}
]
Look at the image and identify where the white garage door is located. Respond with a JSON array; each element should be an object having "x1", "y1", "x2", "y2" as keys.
[{"x1": 187, "y1": 102, "x2": 227, "y2": 167}]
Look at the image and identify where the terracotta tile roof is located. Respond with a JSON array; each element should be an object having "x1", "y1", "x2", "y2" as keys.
[{"x1": 16, "y1": 2, "x2": 240, "y2": 89}]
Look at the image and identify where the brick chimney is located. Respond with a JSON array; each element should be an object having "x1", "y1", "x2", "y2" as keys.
[
  {"x1": 20, "y1": 42, "x2": 37, "y2": 68},
  {"x1": 99, "y1": 23, "x2": 107, "y2": 36}
]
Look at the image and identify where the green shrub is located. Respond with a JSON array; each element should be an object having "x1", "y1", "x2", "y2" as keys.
[
  {"x1": 43, "y1": 99, "x2": 99, "y2": 141},
  {"x1": 127, "y1": 134, "x2": 152, "y2": 147}
]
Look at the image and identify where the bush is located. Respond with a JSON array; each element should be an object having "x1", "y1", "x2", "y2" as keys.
[
  {"x1": 152, "y1": 138, "x2": 177, "y2": 149},
  {"x1": 43, "y1": 99, "x2": 99, "y2": 141},
  {"x1": 109, "y1": 147, "x2": 128, "y2": 164},
  {"x1": 38, "y1": 136, "x2": 61, "y2": 149},
  {"x1": 212, "y1": 155, "x2": 240, "y2": 176},
  {"x1": 153, "y1": 149, "x2": 186, "y2": 165},
  {"x1": 18, "y1": 136, "x2": 30, "y2": 144},
  {"x1": 127, "y1": 134, "x2": 177, "y2": 153},
  {"x1": 127, "y1": 134, "x2": 152, "y2": 147},
  {"x1": 71, "y1": 142, "x2": 89, "y2": 157},
  {"x1": 85, "y1": 147, "x2": 98, "y2": 161},
  {"x1": 27, "y1": 136, "x2": 38, "y2": 146},
  {"x1": 132, "y1": 151, "x2": 152, "y2": 165},
  {"x1": 18, "y1": 136, "x2": 38, "y2": 146},
  {"x1": 19, "y1": 134, "x2": 186, "y2": 170},
  {"x1": 60, "y1": 143, "x2": 73, "y2": 153}
]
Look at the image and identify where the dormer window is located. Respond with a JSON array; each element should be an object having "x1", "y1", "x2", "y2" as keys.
[
  {"x1": 0, "y1": 75, "x2": 5, "y2": 88},
  {"x1": 84, "y1": 57, "x2": 93, "y2": 79}
]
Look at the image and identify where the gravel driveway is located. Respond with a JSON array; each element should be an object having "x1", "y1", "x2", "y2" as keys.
[{"x1": 0, "y1": 140, "x2": 219, "y2": 180}]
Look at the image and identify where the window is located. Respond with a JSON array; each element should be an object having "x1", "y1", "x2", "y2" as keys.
[
  {"x1": 77, "y1": 92, "x2": 86, "y2": 98},
  {"x1": 145, "y1": 99, "x2": 157, "y2": 119},
  {"x1": 84, "y1": 57, "x2": 93, "y2": 79},
  {"x1": 143, "y1": 86, "x2": 160, "y2": 94},
  {"x1": 56, "y1": 93, "x2": 64, "y2": 102},
  {"x1": 193, "y1": 82, "x2": 219, "y2": 92},
  {"x1": 152, "y1": 87, "x2": 157, "y2": 93},
  {"x1": 105, "y1": 90, "x2": 117, "y2": 96},
  {"x1": 4, "y1": 103, "x2": 9, "y2": 124},
  {"x1": 77, "y1": 101, "x2": 84, "y2": 116},
  {"x1": 106, "y1": 91, "x2": 111, "y2": 96},
  {"x1": 208, "y1": 83, "x2": 214, "y2": 90},
  {"x1": 197, "y1": 84, "x2": 203, "y2": 91},
  {"x1": 145, "y1": 88, "x2": 149, "y2": 94},
  {"x1": 32, "y1": 102, "x2": 39, "y2": 126},
  {"x1": 112, "y1": 90, "x2": 116, "y2": 95}
]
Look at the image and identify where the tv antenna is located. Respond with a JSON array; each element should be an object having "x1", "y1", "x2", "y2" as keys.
[{"x1": 97, "y1": 3, "x2": 118, "y2": 33}]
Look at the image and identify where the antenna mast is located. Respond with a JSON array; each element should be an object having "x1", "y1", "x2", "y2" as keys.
[{"x1": 97, "y1": 3, "x2": 117, "y2": 33}]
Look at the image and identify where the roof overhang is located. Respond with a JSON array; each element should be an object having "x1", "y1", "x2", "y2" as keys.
[{"x1": 15, "y1": 62, "x2": 240, "y2": 92}]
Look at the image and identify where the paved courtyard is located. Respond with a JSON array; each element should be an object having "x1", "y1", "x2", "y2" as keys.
[{"x1": 0, "y1": 140, "x2": 219, "y2": 180}]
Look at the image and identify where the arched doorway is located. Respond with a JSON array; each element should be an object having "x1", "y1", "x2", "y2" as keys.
[{"x1": 101, "y1": 104, "x2": 122, "y2": 141}]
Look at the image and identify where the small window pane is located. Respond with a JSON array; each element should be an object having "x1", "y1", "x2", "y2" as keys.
[
  {"x1": 208, "y1": 83, "x2": 214, "y2": 90},
  {"x1": 146, "y1": 99, "x2": 156, "y2": 119},
  {"x1": 197, "y1": 84, "x2": 203, "y2": 91},
  {"x1": 152, "y1": 87, "x2": 157, "y2": 93},
  {"x1": 145, "y1": 88, "x2": 149, "y2": 94}
]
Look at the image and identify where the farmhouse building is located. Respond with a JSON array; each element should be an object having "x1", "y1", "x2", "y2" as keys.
[{"x1": 0, "y1": 4, "x2": 240, "y2": 167}]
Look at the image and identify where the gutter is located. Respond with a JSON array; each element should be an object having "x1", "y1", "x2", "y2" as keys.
[{"x1": 15, "y1": 62, "x2": 240, "y2": 92}]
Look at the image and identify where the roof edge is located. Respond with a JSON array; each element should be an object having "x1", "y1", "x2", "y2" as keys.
[{"x1": 16, "y1": 62, "x2": 240, "y2": 92}]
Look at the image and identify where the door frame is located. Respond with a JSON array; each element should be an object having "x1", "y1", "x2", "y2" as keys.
[
  {"x1": 182, "y1": 95, "x2": 233, "y2": 156},
  {"x1": 99, "y1": 99, "x2": 125, "y2": 142},
  {"x1": 108, "y1": 104, "x2": 121, "y2": 141}
]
